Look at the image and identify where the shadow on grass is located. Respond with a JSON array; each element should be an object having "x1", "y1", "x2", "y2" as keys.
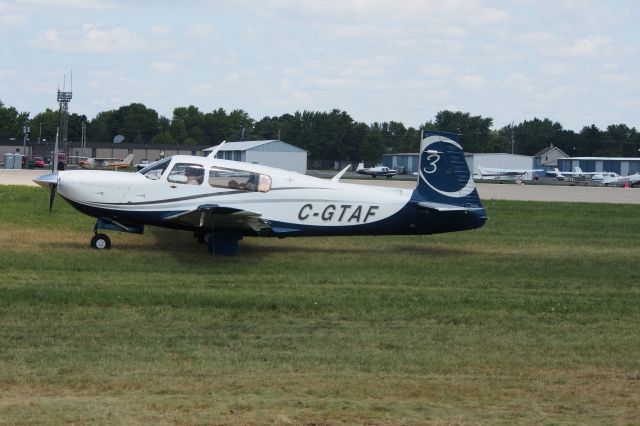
[
  {"x1": 390, "y1": 244, "x2": 475, "y2": 257},
  {"x1": 41, "y1": 227, "x2": 474, "y2": 265}
]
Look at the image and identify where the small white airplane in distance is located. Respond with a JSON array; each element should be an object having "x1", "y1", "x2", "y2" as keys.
[
  {"x1": 552, "y1": 167, "x2": 640, "y2": 186},
  {"x1": 33, "y1": 131, "x2": 487, "y2": 256},
  {"x1": 72, "y1": 154, "x2": 135, "y2": 170},
  {"x1": 551, "y1": 167, "x2": 587, "y2": 181},
  {"x1": 475, "y1": 165, "x2": 543, "y2": 181},
  {"x1": 591, "y1": 171, "x2": 640, "y2": 186},
  {"x1": 355, "y1": 163, "x2": 397, "y2": 178}
]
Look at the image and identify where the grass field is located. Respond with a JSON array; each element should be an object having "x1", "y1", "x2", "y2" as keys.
[{"x1": 1, "y1": 185, "x2": 639, "y2": 425}]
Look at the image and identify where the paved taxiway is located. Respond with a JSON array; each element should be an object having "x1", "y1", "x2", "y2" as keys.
[{"x1": 1, "y1": 169, "x2": 639, "y2": 204}]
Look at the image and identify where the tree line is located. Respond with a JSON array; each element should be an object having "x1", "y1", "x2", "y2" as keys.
[{"x1": 2, "y1": 99, "x2": 639, "y2": 162}]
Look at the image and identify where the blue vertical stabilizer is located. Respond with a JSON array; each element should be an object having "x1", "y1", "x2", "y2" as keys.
[{"x1": 411, "y1": 131, "x2": 487, "y2": 231}]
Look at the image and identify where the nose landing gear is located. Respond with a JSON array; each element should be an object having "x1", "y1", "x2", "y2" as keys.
[{"x1": 90, "y1": 233, "x2": 111, "y2": 250}]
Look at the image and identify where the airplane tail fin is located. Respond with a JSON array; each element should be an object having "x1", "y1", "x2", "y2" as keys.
[
  {"x1": 124, "y1": 154, "x2": 135, "y2": 165},
  {"x1": 412, "y1": 131, "x2": 482, "y2": 208},
  {"x1": 356, "y1": 162, "x2": 364, "y2": 172},
  {"x1": 410, "y1": 131, "x2": 486, "y2": 231}
]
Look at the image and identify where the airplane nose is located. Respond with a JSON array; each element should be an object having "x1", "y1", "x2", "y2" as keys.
[{"x1": 33, "y1": 172, "x2": 59, "y2": 188}]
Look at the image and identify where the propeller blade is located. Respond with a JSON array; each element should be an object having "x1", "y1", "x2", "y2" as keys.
[
  {"x1": 52, "y1": 128, "x2": 59, "y2": 172},
  {"x1": 49, "y1": 184, "x2": 57, "y2": 214}
]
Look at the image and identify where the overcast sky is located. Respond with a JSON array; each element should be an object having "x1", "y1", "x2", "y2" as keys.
[{"x1": 1, "y1": 0, "x2": 638, "y2": 131}]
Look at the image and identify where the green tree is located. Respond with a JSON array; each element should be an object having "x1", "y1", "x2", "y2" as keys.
[
  {"x1": 0, "y1": 100, "x2": 29, "y2": 141},
  {"x1": 151, "y1": 131, "x2": 175, "y2": 145},
  {"x1": 361, "y1": 125, "x2": 385, "y2": 163},
  {"x1": 172, "y1": 106, "x2": 206, "y2": 144},
  {"x1": 432, "y1": 110, "x2": 493, "y2": 152},
  {"x1": 511, "y1": 118, "x2": 564, "y2": 155},
  {"x1": 87, "y1": 103, "x2": 162, "y2": 144},
  {"x1": 28, "y1": 108, "x2": 59, "y2": 143}
]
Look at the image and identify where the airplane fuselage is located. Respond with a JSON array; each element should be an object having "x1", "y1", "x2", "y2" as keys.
[
  {"x1": 35, "y1": 132, "x2": 488, "y2": 254},
  {"x1": 55, "y1": 162, "x2": 428, "y2": 236}
]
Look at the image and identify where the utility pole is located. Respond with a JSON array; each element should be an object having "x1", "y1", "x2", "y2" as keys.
[
  {"x1": 23, "y1": 124, "x2": 30, "y2": 155},
  {"x1": 510, "y1": 122, "x2": 515, "y2": 154},
  {"x1": 57, "y1": 72, "x2": 73, "y2": 155},
  {"x1": 81, "y1": 121, "x2": 86, "y2": 148}
]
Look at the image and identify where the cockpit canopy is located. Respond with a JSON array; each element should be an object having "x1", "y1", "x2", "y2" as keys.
[{"x1": 138, "y1": 158, "x2": 271, "y2": 192}]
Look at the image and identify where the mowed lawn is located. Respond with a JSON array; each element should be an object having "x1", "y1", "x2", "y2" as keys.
[{"x1": 0, "y1": 185, "x2": 639, "y2": 425}]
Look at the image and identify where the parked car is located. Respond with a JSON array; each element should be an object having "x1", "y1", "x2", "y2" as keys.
[{"x1": 33, "y1": 157, "x2": 45, "y2": 168}]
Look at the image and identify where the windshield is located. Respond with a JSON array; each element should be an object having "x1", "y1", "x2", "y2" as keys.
[
  {"x1": 139, "y1": 158, "x2": 171, "y2": 180},
  {"x1": 209, "y1": 166, "x2": 271, "y2": 192},
  {"x1": 168, "y1": 163, "x2": 205, "y2": 185}
]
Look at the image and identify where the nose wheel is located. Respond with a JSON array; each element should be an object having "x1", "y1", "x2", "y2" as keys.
[{"x1": 90, "y1": 233, "x2": 111, "y2": 250}]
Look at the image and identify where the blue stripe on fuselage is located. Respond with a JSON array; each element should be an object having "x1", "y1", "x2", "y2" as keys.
[{"x1": 62, "y1": 196, "x2": 486, "y2": 237}]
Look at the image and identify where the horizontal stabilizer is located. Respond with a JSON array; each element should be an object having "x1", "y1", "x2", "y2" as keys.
[{"x1": 412, "y1": 201, "x2": 471, "y2": 212}]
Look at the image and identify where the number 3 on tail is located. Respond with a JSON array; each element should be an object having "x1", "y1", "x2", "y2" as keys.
[{"x1": 423, "y1": 154, "x2": 440, "y2": 174}]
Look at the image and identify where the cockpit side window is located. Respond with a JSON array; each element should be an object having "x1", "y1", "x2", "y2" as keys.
[
  {"x1": 139, "y1": 158, "x2": 170, "y2": 180},
  {"x1": 168, "y1": 163, "x2": 205, "y2": 185},
  {"x1": 209, "y1": 167, "x2": 271, "y2": 192}
]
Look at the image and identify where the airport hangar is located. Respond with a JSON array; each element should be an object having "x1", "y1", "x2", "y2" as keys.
[
  {"x1": 203, "y1": 140, "x2": 308, "y2": 174},
  {"x1": 384, "y1": 152, "x2": 538, "y2": 177},
  {"x1": 557, "y1": 157, "x2": 640, "y2": 176},
  {"x1": 2, "y1": 139, "x2": 308, "y2": 174},
  {"x1": 383, "y1": 145, "x2": 568, "y2": 179}
]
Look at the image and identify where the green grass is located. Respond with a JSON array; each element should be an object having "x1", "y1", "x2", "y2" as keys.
[{"x1": 1, "y1": 185, "x2": 639, "y2": 424}]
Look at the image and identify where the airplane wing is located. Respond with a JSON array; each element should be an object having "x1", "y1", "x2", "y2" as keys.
[{"x1": 162, "y1": 204, "x2": 272, "y2": 233}]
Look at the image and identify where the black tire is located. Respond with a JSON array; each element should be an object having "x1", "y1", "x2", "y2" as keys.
[{"x1": 90, "y1": 233, "x2": 111, "y2": 250}]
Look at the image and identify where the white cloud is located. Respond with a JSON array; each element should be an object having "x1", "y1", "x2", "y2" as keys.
[
  {"x1": 16, "y1": 0, "x2": 114, "y2": 9},
  {"x1": 188, "y1": 83, "x2": 214, "y2": 96},
  {"x1": 149, "y1": 62, "x2": 180, "y2": 73},
  {"x1": 457, "y1": 74, "x2": 487, "y2": 90},
  {"x1": 550, "y1": 35, "x2": 612, "y2": 58},
  {"x1": 185, "y1": 23, "x2": 216, "y2": 40},
  {"x1": 30, "y1": 23, "x2": 147, "y2": 53}
]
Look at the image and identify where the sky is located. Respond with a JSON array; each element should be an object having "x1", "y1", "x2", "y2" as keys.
[{"x1": 1, "y1": 0, "x2": 639, "y2": 131}]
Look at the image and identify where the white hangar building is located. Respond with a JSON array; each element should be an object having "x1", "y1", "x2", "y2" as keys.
[
  {"x1": 465, "y1": 153, "x2": 536, "y2": 179},
  {"x1": 204, "y1": 140, "x2": 308, "y2": 174}
]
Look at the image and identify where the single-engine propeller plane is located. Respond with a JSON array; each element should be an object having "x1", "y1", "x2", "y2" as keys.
[
  {"x1": 355, "y1": 163, "x2": 398, "y2": 178},
  {"x1": 34, "y1": 131, "x2": 487, "y2": 256},
  {"x1": 71, "y1": 154, "x2": 135, "y2": 170}
]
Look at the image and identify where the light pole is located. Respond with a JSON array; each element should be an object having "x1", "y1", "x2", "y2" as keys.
[{"x1": 23, "y1": 124, "x2": 30, "y2": 155}]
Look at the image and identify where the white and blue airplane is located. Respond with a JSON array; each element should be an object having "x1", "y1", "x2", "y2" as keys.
[{"x1": 34, "y1": 131, "x2": 487, "y2": 256}]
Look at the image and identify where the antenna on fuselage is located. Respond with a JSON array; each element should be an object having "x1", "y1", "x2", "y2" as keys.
[{"x1": 207, "y1": 140, "x2": 227, "y2": 158}]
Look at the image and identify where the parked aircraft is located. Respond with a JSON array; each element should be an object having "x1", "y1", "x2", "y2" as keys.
[
  {"x1": 550, "y1": 167, "x2": 589, "y2": 181},
  {"x1": 72, "y1": 154, "x2": 135, "y2": 170},
  {"x1": 553, "y1": 167, "x2": 640, "y2": 186},
  {"x1": 475, "y1": 165, "x2": 543, "y2": 181},
  {"x1": 592, "y1": 171, "x2": 640, "y2": 186},
  {"x1": 34, "y1": 131, "x2": 487, "y2": 256},
  {"x1": 355, "y1": 163, "x2": 397, "y2": 178}
]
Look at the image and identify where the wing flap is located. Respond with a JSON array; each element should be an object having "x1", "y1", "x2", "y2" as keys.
[{"x1": 163, "y1": 204, "x2": 271, "y2": 232}]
